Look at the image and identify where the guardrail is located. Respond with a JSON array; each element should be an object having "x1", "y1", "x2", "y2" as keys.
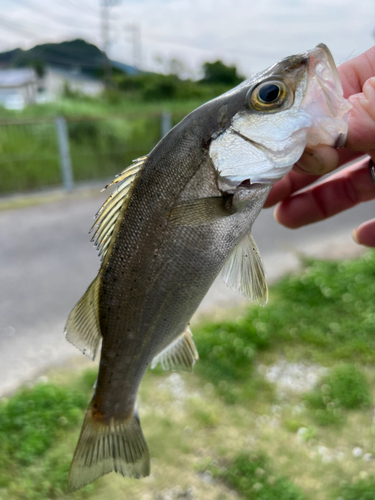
[{"x1": 0, "y1": 111, "x2": 174, "y2": 196}]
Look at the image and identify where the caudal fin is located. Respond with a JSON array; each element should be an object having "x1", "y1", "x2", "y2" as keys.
[{"x1": 68, "y1": 407, "x2": 150, "y2": 491}]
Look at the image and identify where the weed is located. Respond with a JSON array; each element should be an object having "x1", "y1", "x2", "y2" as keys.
[
  {"x1": 304, "y1": 364, "x2": 371, "y2": 426},
  {"x1": 337, "y1": 476, "x2": 375, "y2": 500},
  {"x1": 195, "y1": 252, "x2": 375, "y2": 403},
  {"x1": 0, "y1": 382, "x2": 88, "y2": 497},
  {"x1": 207, "y1": 452, "x2": 306, "y2": 500}
]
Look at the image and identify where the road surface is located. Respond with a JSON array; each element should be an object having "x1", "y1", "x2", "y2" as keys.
[{"x1": 0, "y1": 190, "x2": 373, "y2": 395}]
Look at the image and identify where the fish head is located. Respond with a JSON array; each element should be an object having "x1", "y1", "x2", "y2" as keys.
[{"x1": 209, "y1": 43, "x2": 351, "y2": 190}]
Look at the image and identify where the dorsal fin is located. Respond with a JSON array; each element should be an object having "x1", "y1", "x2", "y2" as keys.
[
  {"x1": 89, "y1": 156, "x2": 147, "y2": 260},
  {"x1": 221, "y1": 231, "x2": 268, "y2": 306},
  {"x1": 151, "y1": 326, "x2": 199, "y2": 372}
]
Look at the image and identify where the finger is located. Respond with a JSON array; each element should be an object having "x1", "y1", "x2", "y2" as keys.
[
  {"x1": 264, "y1": 170, "x2": 320, "y2": 208},
  {"x1": 338, "y1": 46, "x2": 375, "y2": 98},
  {"x1": 294, "y1": 144, "x2": 339, "y2": 175},
  {"x1": 352, "y1": 219, "x2": 375, "y2": 247},
  {"x1": 264, "y1": 149, "x2": 364, "y2": 208},
  {"x1": 346, "y1": 77, "x2": 375, "y2": 151},
  {"x1": 274, "y1": 157, "x2": 375, "y2": 228}
]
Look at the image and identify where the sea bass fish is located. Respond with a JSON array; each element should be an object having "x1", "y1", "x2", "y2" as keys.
[{"x1": 65, "y1": 44, "x2": 350, "y2": 490}]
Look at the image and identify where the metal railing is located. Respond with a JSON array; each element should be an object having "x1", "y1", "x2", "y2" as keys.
[{"x1": 0, "y1": 111, "x2": 174, "y2": 196}]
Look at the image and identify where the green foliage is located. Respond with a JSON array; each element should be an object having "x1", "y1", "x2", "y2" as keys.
[
  {"x1": 338, "y1": 476, "x2": 375, "y2": 500},
  {"x1": 0, "y1": 382, "x2": 88, "y2": 496},
  {"x1": 304, "y1": 364, "x2": 370, "y2": 426},
  {"x1": 0, "y1": 383, "x2": 86, "y2": 468},
  {"x1": 324, "y1": 364, "x2": 371, "y2": 409},
  {"x1": 208, "y1": 453, "x2": 305, "y2": 500},
  {"x1": 115, "y1": 72, "x2": 226, "y2": 102},
  {"x1": 0, "y1": 97, "x2": 204, "y2": 195},
  {"x1": 201, "y1": 60, "x2": 245, "y2": 86},
  {"x1": 195, "y1": 252, "x2": 375, "y2": 403},
  {"x1": 195, "y1": 316, "x2": 269, "y2": 402}
]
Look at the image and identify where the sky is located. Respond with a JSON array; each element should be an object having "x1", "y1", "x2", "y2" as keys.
[{"x1": 0, "y1": 0, "x2": 374, "y2": 78}]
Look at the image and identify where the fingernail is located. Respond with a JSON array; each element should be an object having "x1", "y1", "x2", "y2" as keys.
[
  {"x1": 296, "y1": 148, "x2": 324, "y2": 174},
  {"x1": 273, "y1": 206, "x2": 280, "y2": 224},
  {"x1": 352, "y1": 229, "x2": 360, "y2": 244}
]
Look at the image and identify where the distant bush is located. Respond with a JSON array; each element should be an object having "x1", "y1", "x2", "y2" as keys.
[
  {"x1": 116, "y1": 73, "x2": 228, "y2": 102},
  {"x1": 304, "y1": 364, "x2": 371, "y2": 426},
  {"x1": 200, "y1": 59, "x2": 245, "y2": 86},
  {"x1": 0, "y1": 383, "x2": 86, "y2": 469},
  {"x1": 338, "y1": 476, "x2": 375, "y2": 500},
  {"x1": 207, "y1": 452, "x2": 305, "y2": 500}
]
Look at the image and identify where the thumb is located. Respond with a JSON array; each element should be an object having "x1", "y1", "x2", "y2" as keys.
[{"x1": 345, "y1": 77, "x2": 375, "y2": 151}]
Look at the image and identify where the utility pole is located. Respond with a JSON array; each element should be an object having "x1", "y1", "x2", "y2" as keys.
[
  {"x1": 100, "y1": 0, "x2": 121, "y2": 87},
  {"x1": 124, "y1": 23, "x2": 141, "y2": 71}
]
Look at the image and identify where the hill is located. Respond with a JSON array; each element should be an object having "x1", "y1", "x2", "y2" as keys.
[{"x1": 0, "y1": 39, "x2": 109, "y2": 76}]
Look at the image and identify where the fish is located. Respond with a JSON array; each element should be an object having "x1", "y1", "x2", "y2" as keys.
[{"x1": 65, "y1": 43, "x2": 350, "y2": 490}]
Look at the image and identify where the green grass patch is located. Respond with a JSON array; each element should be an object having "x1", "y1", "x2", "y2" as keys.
[
  {"x1": 195, "y1": 251, "x2": 375, "y2": 403},
  {"x1": 0, "y1": 97, "x2": 204, "y2": 195},
  {"x1": 337, "y1": 476, "x2": 375, "y2": 500},
  {"x1": 304, "y1": 364, "x2": 371, "y2": 427},
  {"x1": 207, "y1": 452, "x2": 306, "y2": 499},
  {"x1": 0, "y1": 382, "x2": 90, "y2": 498}
]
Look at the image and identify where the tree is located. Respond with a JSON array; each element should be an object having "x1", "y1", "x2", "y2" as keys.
[{"x1": 201, "y1": 60, "x2": 244, "y2": 86}]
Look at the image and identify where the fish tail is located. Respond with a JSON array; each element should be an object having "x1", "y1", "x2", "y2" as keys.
[{"x1": 68, "y1": 403, "x2": 150, "y2": 491}]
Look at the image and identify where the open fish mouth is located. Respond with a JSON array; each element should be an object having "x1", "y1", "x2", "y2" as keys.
[{"x1": 301, "y1": 43, "x2": 351, "y2": 148}]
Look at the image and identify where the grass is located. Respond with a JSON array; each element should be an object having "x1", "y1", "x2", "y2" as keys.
[
  {"x1": 207, "y1": 452, "x2": 306, "y2": 500},
  {"x1": 194, "y1": 252, "x2": 375, "y2": 405},
  {"x1": 337, "y1": 476, "x2": 375, "y2": 500},
  {"x1": 0, "y1": 96, "x2": 205, "y2": 195},
  {"x1": 1, "y1": 251, "x2": 375, "y2": 499},
  {"x1": 304, "y1": 364, "x2": 371, "y2": 426}
]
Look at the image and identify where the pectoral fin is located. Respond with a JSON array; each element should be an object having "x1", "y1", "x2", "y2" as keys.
[
  {"x1": 64, "y1": 276, "x2": 102, "y2": 360},
  {"x1": 221, "y1": 232, "x2": 268, "y2": 305},
  {"x1": 151, "y1": 326, "x2": 199, "y2": 372},
  {"x1": 168, "y1": 196, "x2": 232, "y2": 226}
]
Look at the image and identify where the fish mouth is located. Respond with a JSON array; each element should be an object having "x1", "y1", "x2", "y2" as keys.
[{"x1": 301, "y1": 44, "x2": 350, "y2": 148}]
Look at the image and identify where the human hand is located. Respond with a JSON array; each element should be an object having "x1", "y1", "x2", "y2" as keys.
[{"x1": 264, "y1": 46, "x2": 375, "y2": 247}]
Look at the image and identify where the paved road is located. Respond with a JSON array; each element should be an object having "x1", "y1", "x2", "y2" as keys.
[{"x1": 1, "y1": 191, "x2": 373, "y2": 395}]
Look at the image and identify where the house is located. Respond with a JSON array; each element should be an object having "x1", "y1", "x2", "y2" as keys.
[
  {"x1": 0, "y1": 68, "x2": 38, "y2": 109},
  {"x1": 42, "y1": 66, "x2": 105, "y2": 98}
]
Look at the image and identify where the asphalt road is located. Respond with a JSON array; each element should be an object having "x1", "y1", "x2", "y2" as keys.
[{"x1": 1, "y1": 190, "x2": 373, "y2": 395}]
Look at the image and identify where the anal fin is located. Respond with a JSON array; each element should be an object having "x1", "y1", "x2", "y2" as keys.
[
  {"x1": 151, "y1": 326, "x2": 199, "y2": 372},
  {"x1": 64, "y1": 276, "x2": 102, "y2": 360},
  {"x1": 221, "y1": 232, "x2": 268, "y2": 306}
]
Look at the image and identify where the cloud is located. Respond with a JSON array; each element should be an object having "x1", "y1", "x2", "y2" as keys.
[{"x1": 0, "y1": 0, "x2": 373, "y2": 77}]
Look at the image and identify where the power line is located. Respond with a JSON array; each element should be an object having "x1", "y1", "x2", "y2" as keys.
[
  {"x1": 143, "y1": 33, "x2": 279, "y2": 60},
  {"x1": 16, "y1": 0, "x2": 101, "y2": 33},
  {"x1": 0, "y1": 15, "x2": 40, "y2": 39},
  {"x1": 53, "y1": 0, "x2": 103, "y2": 19}
]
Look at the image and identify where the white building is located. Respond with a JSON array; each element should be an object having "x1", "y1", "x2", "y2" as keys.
[
  {"x1": 43, "y1": 66, "x2": 105, "y2": 98},
  {"x1": 0, "y1": 68, "x2": 38, "y2": 109}
]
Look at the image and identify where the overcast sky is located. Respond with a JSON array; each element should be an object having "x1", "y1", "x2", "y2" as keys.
[{"x1": 1, "y1": 0, "x2": 374, "y2": 78}]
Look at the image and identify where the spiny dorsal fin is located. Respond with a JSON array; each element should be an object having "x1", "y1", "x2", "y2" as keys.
[
  {"x1": 89, "y1": 156, "x2": 147, "y2": 260},
  {"x1": 151, "y1": 326, "x2": 199, "y2": 372},
  {"x1": 64, "y1": 276, "x2": 101, "y2": 360},
  {"x1": 221, "y1": 232, "x2": 268, "y2": 306}
]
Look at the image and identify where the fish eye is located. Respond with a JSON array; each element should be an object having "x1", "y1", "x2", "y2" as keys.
[{"x1": 248, "y1": 80, "x2": 289, "y2": 112}]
